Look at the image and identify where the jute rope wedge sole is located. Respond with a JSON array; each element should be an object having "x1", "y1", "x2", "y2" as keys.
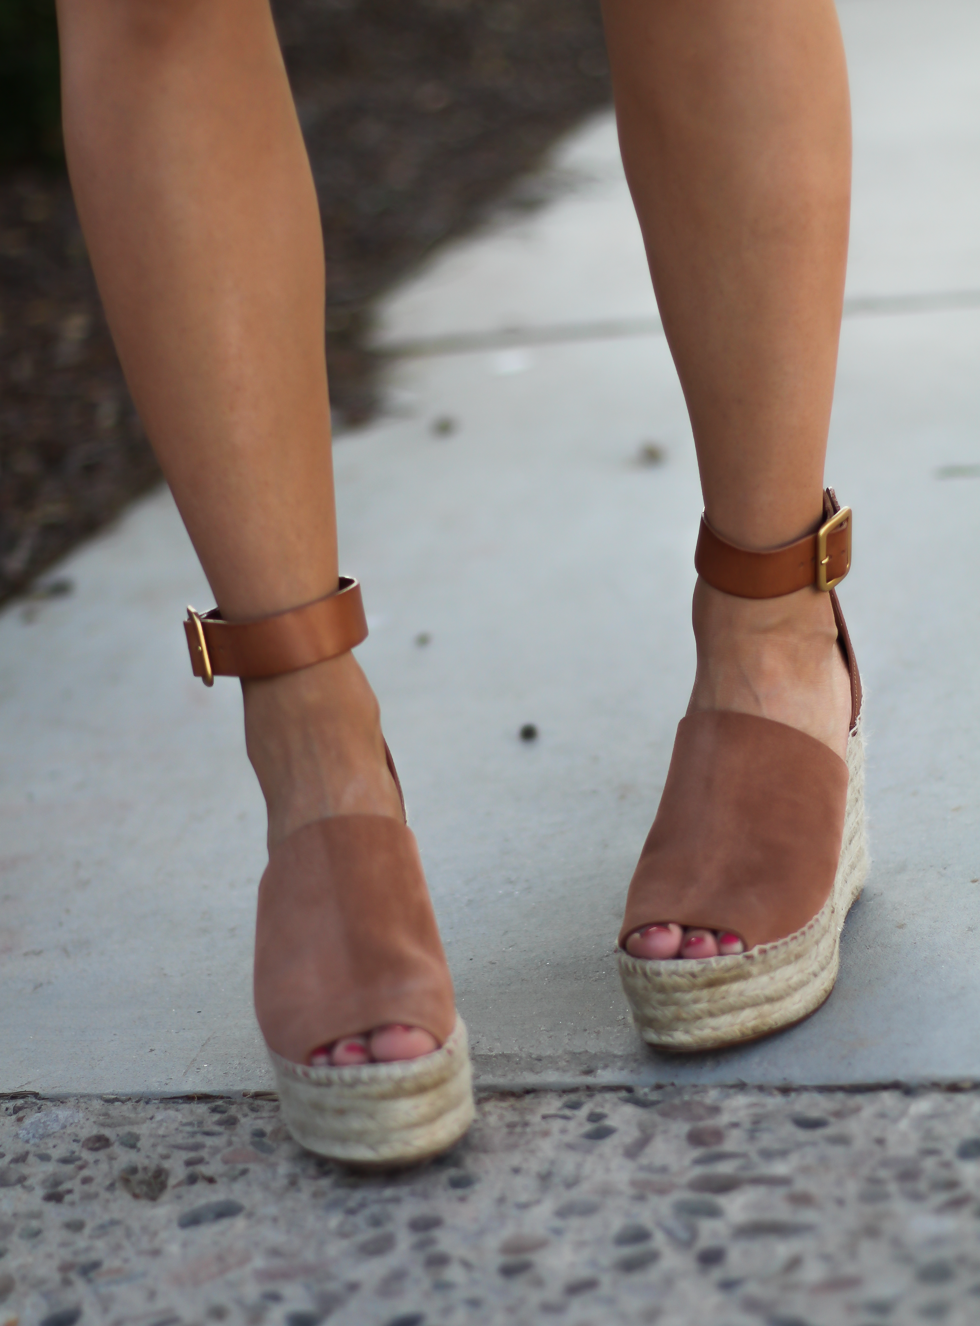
[
  {"x1": 184, "y1": 577, "x2": 475, "y2": 1165},
  {"x1": 618, "y1": 716, "x2": 869, "y2": 1051},
  {"x1": 272, "y1": 1015, "x2": 474, "y2": 1167},
  {"x1": 617, "y1": 490, "x2": 868, "y2": 1051}
]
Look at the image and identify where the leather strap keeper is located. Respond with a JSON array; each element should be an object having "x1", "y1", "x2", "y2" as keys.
[
  {"x1": 695, "y1": 488, "x2": 851, "y2": 599},
  {"x1": 184, "y1": 577, "x2": 368, "y2": 684}
]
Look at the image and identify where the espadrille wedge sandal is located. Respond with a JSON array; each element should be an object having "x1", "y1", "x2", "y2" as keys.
[
  {"x1": 617, "y1": 489, "x2": 869, "y2": 1052},
  {"x1": 184, "y1": 579, "x2": 474, "y2": 1165}
]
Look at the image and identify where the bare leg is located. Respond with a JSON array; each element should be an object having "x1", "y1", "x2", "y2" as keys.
[
  {"x1": 600, "y1": 0, "x2": 854, "y2": 960},
  {"x1": 56, "y1": 0, "x2": 433, "y2": 1062}
]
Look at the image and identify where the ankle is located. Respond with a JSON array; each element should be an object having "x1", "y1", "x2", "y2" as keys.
[
  {"x1": 688, "y1": 578, "x2": 850, "y2": 755},
  {"x1": 243, "y1": 652, "x2": 403, "y2": 847},
  {"x1": 692, "y1": 577, "x2": 839, "y2": 654}
]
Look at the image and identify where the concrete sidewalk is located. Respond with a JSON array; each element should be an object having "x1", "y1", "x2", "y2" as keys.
[{"x1": 1, "y1": 0, "x2": 978, "y2": 1097}]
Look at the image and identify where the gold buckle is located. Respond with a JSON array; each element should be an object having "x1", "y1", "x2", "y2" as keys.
[
  {"x1": 186, "y1": 606, "x2": 214, "y2": 687},
  {"x1": 816, "y1": 506, "x2": 852, "y2": 591}
]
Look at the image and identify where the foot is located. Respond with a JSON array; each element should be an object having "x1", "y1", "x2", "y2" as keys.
[
  {"x1": 625, "y1": 577, "x2": 853, "y2": 962},
  {"x1": 244, "y1": 650, "x2": 438, "y2": 1065}
]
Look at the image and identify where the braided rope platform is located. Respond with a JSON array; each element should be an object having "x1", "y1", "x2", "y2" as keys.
[
  {"x1": 271, "y1": 1015, "x2": 474, "y2": 1166},
  {"x1": 617, "y1": 719, "x2": 870, "y2": 1052}
]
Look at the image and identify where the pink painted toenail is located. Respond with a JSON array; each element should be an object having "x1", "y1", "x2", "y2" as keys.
[
  {"x1": 719, "y1": 933, "x2": 741, "y2": 946},
  {"x1": 338, "y1": 1040, "x2": 369, "y2": 1058},
  {"x1": 310, "y1": 1048, "x2": 330, "y2": 1065},
  {"x1": 684, "y1": 934, "x2": 705, "y2": 946}
]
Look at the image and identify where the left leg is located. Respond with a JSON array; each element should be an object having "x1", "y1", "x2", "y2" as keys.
[{"x1": 600, "y1": 0, "x2": 853, "y2": 959}]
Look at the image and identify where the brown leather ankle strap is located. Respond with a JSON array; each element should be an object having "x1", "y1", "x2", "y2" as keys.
[
  {"x1": 695, "y1": 488, "x2": 852, "y2": 599},
  {"x1": 184, "y1": 577, "x2": 368, "y2": 684}
]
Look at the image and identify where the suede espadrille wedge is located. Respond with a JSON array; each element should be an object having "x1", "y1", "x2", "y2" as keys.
[
  {"x1": 617, "y1": 490, "x2": 869, "y2": 1051},
  {"x1": 184, "y1": 579, "x2": 474, "y2": 1165}
]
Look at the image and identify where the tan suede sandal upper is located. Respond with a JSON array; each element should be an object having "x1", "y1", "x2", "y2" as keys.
[
  {"x1": 617, "y1": 490, "x2": 870, "y2": 1051},
  {"x1": 185, "y1": 580, "x2": 474, "y2": 1165}
]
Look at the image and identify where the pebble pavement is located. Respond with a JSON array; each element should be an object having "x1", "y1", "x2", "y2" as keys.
[{"x1": 4, "y1": 1086, "x2": 980, "y2": 1325}]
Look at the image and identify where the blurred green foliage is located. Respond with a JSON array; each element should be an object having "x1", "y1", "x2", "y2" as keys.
[{"x1": 0, "y1": 0, "x2": 62, "y2": 166}]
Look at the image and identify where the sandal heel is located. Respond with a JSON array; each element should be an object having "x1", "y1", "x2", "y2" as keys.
[
  {"x1": 184, "y1": 578, "x2": 474, "y2": 1164},
  {"x1": 618, "y1": 491, "x2": 868, "y2": 1051},
  {"x1": 618, "y1": 720, "x2": 869, "y2": 1051}
]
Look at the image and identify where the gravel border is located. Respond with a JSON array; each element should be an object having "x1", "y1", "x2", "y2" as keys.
[{"x1": 5, "y1": 1084, "x2": 980, "y2": 1324}]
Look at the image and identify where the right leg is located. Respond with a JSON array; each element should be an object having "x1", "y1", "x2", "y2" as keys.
[{"x1": 56, "y1": 0, "x2": 433, "y2": 1065}]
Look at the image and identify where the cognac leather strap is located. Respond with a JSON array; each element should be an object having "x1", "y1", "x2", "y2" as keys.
[
  {"x1": 695, "y1": 488, "x2": 852, "y2": 600},
  {"x1": 184, "y1": 576, "x2": 368, "y2": 684}
]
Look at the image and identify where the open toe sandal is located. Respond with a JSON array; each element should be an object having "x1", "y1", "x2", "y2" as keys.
[
  {"x1": 184, "y1": 577, "x2": 475, "y2": 1165},
  {"x1": 617, "y1": 489, "x2": 869, "y2": 1051}
]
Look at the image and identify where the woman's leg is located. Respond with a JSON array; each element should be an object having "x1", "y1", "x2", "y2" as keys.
[
  {"x1": 56, "y1": 0, "x2": 433, "y2": 1063},
  {"x1": 600, "y1": 0, "x2": 853, "y2": 959}
]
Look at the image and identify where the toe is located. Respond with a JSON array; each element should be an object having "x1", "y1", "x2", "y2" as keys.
[
  {"x1": 717, "y1": 931, "x2": 746, "y2": 955},
  {"x1": 680, "y1": 928, "x2": 719, "y2": 958},
  {"x1": 625, "y1": 922, "x2": 684, "y2": 959},
  {"x1": 369, "y1": 1025, "x2": 439, "y2": 1063},
  {"x1": 328, "y1": 1036, "x2": 371, "y2": 1066}
]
